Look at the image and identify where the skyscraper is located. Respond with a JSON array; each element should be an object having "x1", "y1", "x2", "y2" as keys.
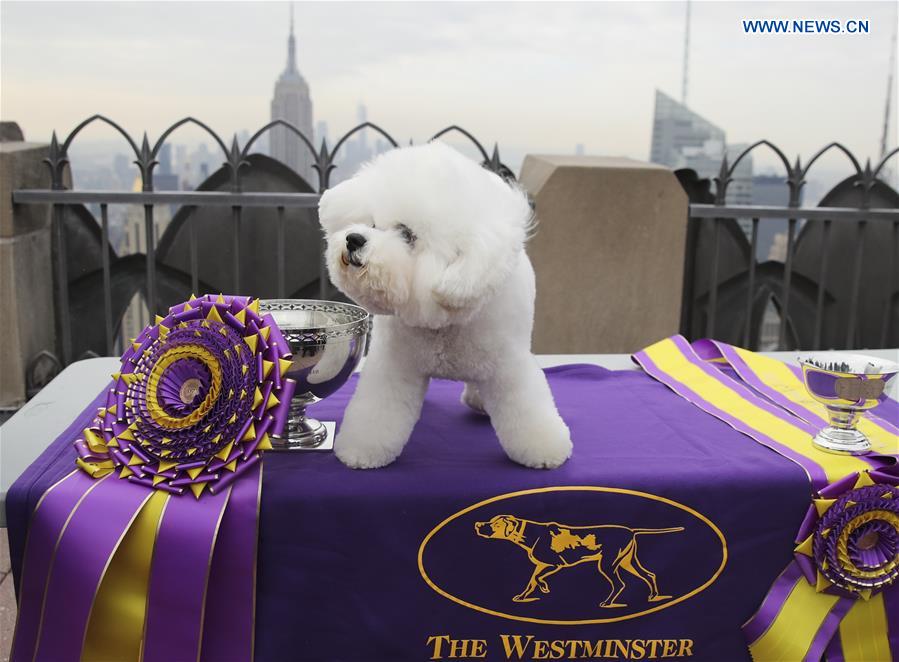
[
  {"x1": 270, "y1": 6, "x2": 315, "y2": 187},
  {"x1": 650, "y1": 89, "x2": 725, "y2": 175},
  {"x1": 649, "y1": 89, "x2": 752, "y2": 207}
]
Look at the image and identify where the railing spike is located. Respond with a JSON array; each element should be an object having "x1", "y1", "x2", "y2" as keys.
[
  {"x1": 45, "y1": 131, "x2": 69, "y2": 189},
  {"x1": 226, "y1": 134, "x2": 248, "y2": 192},
  {"x1": 311, "y1": 137, "x2": 336, "y2": 192},
  {"x1": 787, "y1": 155, "x2": 805, "y2": 207},
  {"x1": 135, "y1": 131, "x2": 158, "y2": 191},
  {"x1": 713, "y1": 154, "x2": 731, "y2": 205},
  {"x1": 489, "y1": 143, "x2": 501, "y2": 171}
]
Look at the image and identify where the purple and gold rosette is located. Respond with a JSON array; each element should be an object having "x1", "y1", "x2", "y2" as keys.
[
  {"x1": 73, "y1": 294, "x2": 296, "y2": 498},
  {"x1": 12, "y1": 294, "x2": 294, "y2": 662},
  {"x1": 794, "y1": 470, "x2": 899, "y2": 599}
]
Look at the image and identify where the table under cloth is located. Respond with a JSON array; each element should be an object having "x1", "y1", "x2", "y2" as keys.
[{"x1": 8, "y1": 364, "x2": 820, "y2": 661}]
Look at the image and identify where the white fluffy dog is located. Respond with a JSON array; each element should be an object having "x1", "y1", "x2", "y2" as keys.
[{"x1": 318, "y1": 142, "x2": 572, "y2": 469}]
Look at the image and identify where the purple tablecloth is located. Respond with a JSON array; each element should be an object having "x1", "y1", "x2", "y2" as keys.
[{"x1": 8, "y1": 365, "x2": 812, "y2": 661}]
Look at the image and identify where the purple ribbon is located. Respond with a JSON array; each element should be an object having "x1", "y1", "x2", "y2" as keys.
[
  {"x1": 11, "y1": 471, "x2": 95, "y2": 662},
  {"x1": 803, "y1": 597, "x2": 855, "y2": 662},
  {"x1": 743, "y1": 562, "x2": 805, "y2": 644},
  {"x1": 142, "y1": 483, "x2": 231, "y2": 662},
  {"x1": 32, "y1": 477, "x2": 152, "y2": 661},
  {"x1": 200, "y1": 463, "x2": 263, "y2": 662}
]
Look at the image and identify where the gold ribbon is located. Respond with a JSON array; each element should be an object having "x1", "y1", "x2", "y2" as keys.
[
  {"x1": 82, "y1": 490, "x2": 170, "y2": 661},
  {"x1": 840, "y1": 592, "x2": 890, "y2": 662},
  {"x1": 748, "y1": 573, "x2": 842, "y2": 662}
]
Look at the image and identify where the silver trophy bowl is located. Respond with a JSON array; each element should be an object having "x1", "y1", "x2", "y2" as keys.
[
  {"x1": 260, "y1": 299, "x2": 370, "y2": 450},
  {"x1": 798, "y1": 352, "x2": 899, "y2": 455}
]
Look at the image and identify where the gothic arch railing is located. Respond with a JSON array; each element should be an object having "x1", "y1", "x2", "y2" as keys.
[
  {"x1": 684, "y1": 137, "x2": 899, "y2": 353},
  {"x1": 44, "y1": 116, "x2": 512, "y2": 195},
  {"x1": 712, "y1": 140, "x2": 877, "y2": 208},
  {"x1": 18, "y1": 119, "x2": 899, "y2": 387},
  {"x1": 15, "y1": 115, "x2": 515, "y2": 372}
]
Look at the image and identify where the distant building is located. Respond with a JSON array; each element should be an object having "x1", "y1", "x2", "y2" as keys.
[
  {"x1": 726, "y1": 144, "x2": 753, "y2": 206},
  {"x1": 753, "y1": 173, "x2": 803, "y2": 261},
  {"x1": 650, "y1": 89, "x2": 754, "y2": 237},
  {"x1": 158, "y1": 143, "x2": 173, "y2": 175},
  {"x1": 113, "y1": 153, "x2": 132, "y2": 189},
  {"x1": 332, "y1": 103, "x2": 389, "y2": 184},
  {"x1": 650, "y1": 90, "x2": 752, "y2": 203},
  {"x1": 155, "y1": 143, "x2": 179, "y2": 192},
  {"x1": 269, "y1": 8, "x2": 314, "y2": 186},
  {"x1": 650, "y1": 89, "x2": 725, "y2": 176}
]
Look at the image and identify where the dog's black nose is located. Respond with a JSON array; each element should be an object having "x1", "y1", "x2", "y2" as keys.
[{"x1": 346, "y1": 233, "x2": 367, "y2": 252}]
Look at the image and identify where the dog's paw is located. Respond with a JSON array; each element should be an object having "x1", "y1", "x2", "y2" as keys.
[
  {"x1": 503, "y1": 424, "x2": 573, "y2": 470},
  {"x1": 334, "y1": 432, "x2": 400, "y2": 469},
  {"x1": 461, "y1": 384, "x2": 487, "y2": 414},
  {"x1": 512, "y1": 594, "x2": 539, "y2": 603}
]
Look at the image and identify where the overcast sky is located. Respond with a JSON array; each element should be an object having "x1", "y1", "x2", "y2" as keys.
[{"x1": 1, "y1": 1, "x2": 896, "y2": 175}]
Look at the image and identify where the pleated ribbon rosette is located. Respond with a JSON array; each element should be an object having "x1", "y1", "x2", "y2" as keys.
[
  {"x1": 634, "y1": 336, "x2": 899, "y2": 662},
  {"x1": 12, "y1": 294, "x2": 296, "y2": 662},
  {"x1": 74, "y1": 294, "x2": 296, "y2": 497}
]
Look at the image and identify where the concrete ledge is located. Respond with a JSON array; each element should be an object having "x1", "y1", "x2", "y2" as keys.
[
  {"x1": 520, "y1": 155, "x2": 688, "y2": 354},
  {"x1": 0, "y1": 140, "x2": 56, "y2": 407}
]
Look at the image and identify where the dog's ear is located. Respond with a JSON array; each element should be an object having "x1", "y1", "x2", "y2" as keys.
[
  {"x1": 318, "y1": 176, "x2": 371, "y2": 234},
  {"x1": 432, "y1": 186, "x2": 532, "y2": 313}
]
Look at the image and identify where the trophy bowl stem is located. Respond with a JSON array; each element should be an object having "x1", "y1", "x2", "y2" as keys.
[
  {"x1": 813, "y1": 424, "x2": 871, "y2": 455},
  {"x1": 271, "y1": 399, "x2": 329, "y2": 450}
]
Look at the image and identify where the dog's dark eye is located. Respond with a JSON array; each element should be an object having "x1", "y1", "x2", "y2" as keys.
[{"x1": 396, "y1": 223, "x2": 416, "y2": 245}]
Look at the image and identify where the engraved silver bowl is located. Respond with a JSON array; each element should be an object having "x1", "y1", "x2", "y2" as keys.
[
  {"x1": 260, "y1": 299, "x2": 370, "y2": 450},
  {"x1": 798, "y1": 352, "x2": 899, "y2": 455}
]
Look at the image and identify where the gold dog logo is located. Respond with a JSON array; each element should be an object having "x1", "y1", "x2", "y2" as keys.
[
  {"x1": 419, "y1": 486, "x2": 727, "y2": 625},
  {"x1": 474, "y1": 515, "x2": 683, "y2": 608}
]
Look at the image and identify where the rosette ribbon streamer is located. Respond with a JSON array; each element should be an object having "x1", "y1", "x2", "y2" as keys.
[
  {"x1": 633, "y1": 336, "x2": 898, "y2": 662},
  {"x1": 11, "y1": 295, "x2": 295, "y2": 662}
]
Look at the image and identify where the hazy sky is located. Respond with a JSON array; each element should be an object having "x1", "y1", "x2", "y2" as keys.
[{"x1": 1, "y1": 1, "x2": 896, "y2": 174}]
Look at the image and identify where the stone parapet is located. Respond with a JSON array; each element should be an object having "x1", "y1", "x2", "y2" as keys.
[
  {"x1": 0, "y1": 139, "x2": 56, "y2": 408},
  {"x1": 520, "y1": 155, "x2": 688, "y2": 354}
]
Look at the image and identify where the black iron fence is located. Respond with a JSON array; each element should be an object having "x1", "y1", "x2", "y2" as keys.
[
  {"x1": 678, "y1": 141, "x2": 899, "y2": 352},
  {"x1": 10, "y1": 121, "x2": 899, "y2": 394},
  {"x1": 11, "y1": 116, "x2": 511, "y2": 388}
]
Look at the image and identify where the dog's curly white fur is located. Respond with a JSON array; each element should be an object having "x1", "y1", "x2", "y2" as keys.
[{"x1": 319, "y1": 142, "x2": 572, "y2": 469}]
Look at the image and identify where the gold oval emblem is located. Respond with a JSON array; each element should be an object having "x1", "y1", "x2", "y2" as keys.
[{"x1": 418, "y1": 486, "x2": 727, "y2": 625}]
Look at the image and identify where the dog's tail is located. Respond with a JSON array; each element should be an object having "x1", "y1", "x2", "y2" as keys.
[{"x1": 632, "y1": 527, "x2": 684, "y2": 535}]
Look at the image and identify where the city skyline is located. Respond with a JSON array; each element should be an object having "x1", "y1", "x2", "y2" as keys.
[
  {"x1": 2, "y1": 1, "x2": 896, "y2": 180},
  {"x1": 270, "y1": 4, "x2": 315, "y2": 184}
]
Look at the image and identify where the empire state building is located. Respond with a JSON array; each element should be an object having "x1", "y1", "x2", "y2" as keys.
[{"x1": 270, "y1": 8, "x2": 315, "y2": 187}]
